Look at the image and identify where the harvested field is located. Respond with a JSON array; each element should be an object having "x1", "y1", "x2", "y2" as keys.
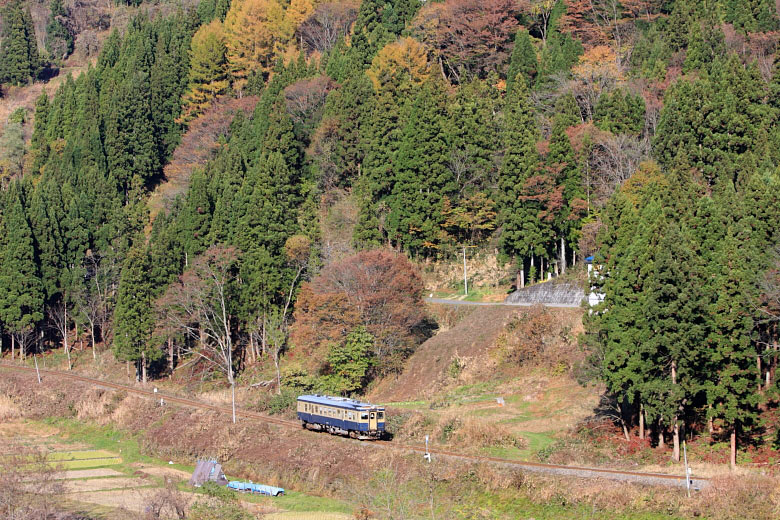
[
  {"x1": 60, "y1": 468, "x2": 125, "y2": 479},
  {"x1": 69, "y1": 488, "x2": 198, "y2": 514},
  {"x1": 130, "y1": 463, "x2": 191, "y2": 481},
  {"x1": 63, "y1": 477, "x2": 149, "y2": 493}
]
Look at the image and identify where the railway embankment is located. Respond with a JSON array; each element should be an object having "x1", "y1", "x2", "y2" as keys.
[{"x1": 3, "y1": 364, "x2": 779, "y2": 519}]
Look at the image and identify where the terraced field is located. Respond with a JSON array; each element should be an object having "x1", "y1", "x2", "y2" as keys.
[{"x1": 3, "y1": 419, "x2": 354, "y2": 518}]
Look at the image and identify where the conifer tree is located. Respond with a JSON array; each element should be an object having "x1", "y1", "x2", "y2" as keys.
[
  {"x1": 180, "y1": 20, "x2": 229, "y2": 123},
  {"x1": 315, "y1": 74, "x2": 373, "y2": 187},
  {"x1": 498, "y1": 76, "x2": 541, "y2": 285},
  {"x1": 706, "y1": 221, "x2": 761, "y2": 469},
  {"x1": 30, "y1": 92, "x2": 50, "y2": 171},
  {"x1": 654, "y1": 55, "x2": 767, "y2": 188},
  {"x1": 506, "y1": 28, "x2": 537, "y2": 93},
  {"x1": 353, "y1": 88, "x2": 400, "y2": 247},
  {"x1": 178, "y1": 169, "x2": 213, "y2": 261},
  {"x1": 594, "y1": 89, "x2": 645, "y2": 135},
  {"x1": 0, "y1": 182, "x2": 44, "y2": 358},
  {"x1": 446, "y1": 78, "x2": 501, "y2": 196},
  {"x1": 28, "y1": 179, "x2": 65, "y2": 302},
  {"x1": 223, "y1": 0, "x2": 290, "y2": 91},
  {"x1": 554, "y1": 93, "x2": 581, "y2": 128},
  {"x1": 547, "y1": 114, "x2": 585, "y2": 272},
  {"x1": 114, "y1": 243, "x2": 159, "y2": 383},
  {"x1": 386, "y1": 80, "x2": 454, "y2": 255},
  {"x1": 45, "y1": 0, "x2": 73, "y2": 62},
  {"x1": 0, "y1": 0, "x2": 41, "y2": 85}
]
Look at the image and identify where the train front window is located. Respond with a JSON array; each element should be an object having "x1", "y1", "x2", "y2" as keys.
[
  {"x1": 377, "y1": 412, "x2": 384, "y2": 420},
  {"x1": 361, "y1": 413, "x2": 368, "y2": 420}
]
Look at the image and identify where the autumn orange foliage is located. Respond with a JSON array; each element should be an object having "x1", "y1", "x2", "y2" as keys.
[{"x1": 290, "y1": 249, "x2": 429, "y2": 374}]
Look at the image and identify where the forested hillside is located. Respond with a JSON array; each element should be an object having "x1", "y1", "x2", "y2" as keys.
[{"x1": 1, "y1": 0, "x2": 779, "y2": 466}]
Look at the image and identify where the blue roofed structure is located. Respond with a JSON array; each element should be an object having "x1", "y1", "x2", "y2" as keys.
[{"x1": 227, "y1": 481, "x2": 284, "y2": 496}]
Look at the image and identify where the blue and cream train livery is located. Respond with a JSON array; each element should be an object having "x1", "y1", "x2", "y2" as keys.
[{"x1": 297, "y1": 394, "x2": 386, "y2": 440}]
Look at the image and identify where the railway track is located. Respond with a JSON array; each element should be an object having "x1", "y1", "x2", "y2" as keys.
[{"x1": 1, "y1": 363, "x2": 707, "y2": 489}]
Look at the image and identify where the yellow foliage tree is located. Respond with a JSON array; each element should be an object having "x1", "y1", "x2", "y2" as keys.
[
  {"x1": 223, "y1": 0, "x2": 292, "y2": 92},
  {"x1": 179, "y1": 20, "x2": 230, "y2": 123},
  {"x1": 286, "y1": 0, "x2": 320, "y2": 31},
  {"x1": 571, "y1": 45, "x2": 622, "y2": 119},
  {"x1": 366, "y1": 37, "x2": 431, "y2": 92}
]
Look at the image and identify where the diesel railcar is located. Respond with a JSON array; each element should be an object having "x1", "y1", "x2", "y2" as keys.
[{"x1": 297, "y1": 394, "x2": 385, "y2": 440}]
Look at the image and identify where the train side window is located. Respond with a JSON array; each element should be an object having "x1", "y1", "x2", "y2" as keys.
[
  {"x1": 361, "y1": 413, "x2": 368, "y2": 420},
  {"x1": 378, "y1": 412, "x2": 384, "y2": 420}
]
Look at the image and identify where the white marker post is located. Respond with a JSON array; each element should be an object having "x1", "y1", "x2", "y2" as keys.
[
  {"x1": 34, "y1": 355, "x2": 41, "y2": 384},
  {"x1": 424, "y1": 435, "x2": 431, "y2": 462}
]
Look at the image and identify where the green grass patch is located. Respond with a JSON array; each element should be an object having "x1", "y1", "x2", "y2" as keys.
[
  {"x1": 266, "y1": 490, "x2": 352, "y2": 514},
  {"x1": 384, "y1": 400, "x2": 427, "y2": 408},
  {"x1": 52, "y1": 457, "x2": 123, "y2": 470},
  {"x1": 461, "y1": 490, "x2": 686, "y2": 520},
  {"x1": 485, "y1": 431, "x2": 558, "y2": 461},
  {"x1": 47, "y1": 450, "x2": 119, "y2": 461},
  {"x1": 40, "y1": 418, "x2": 195, "y2": 478},
  {"x1": 191, "y1": 484, "x2": 352, "y2": 514}
]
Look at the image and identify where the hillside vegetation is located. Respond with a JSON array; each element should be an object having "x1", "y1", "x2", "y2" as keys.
[{"x1": 0, "y1": 0, "x2": 779, "y2": 475}]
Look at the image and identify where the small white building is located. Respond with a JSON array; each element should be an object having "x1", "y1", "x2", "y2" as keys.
[{"x1": 585, "y1": 256, "x2": 605, "y2": 308}]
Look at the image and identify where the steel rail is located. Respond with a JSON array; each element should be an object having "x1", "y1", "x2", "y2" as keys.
[{"x1": 1, "y1": 363, "x2": 707, "y2": 488}]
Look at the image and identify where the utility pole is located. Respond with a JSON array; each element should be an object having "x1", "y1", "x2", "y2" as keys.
[{"x1": 683, "y1": 440, "x2": 691, "y2": 498}]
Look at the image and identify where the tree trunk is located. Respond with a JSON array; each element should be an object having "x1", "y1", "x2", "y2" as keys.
[
  {"x1": 758, "y1": 353, "x2": 762, "y2": 392},
  {"x1": 561, "y1": 236, "x2": 567, "y2": 274},
  {"x1": 639, "y1": 403, "x2": 645, "y2": 440},
  {"x1": 658, "y1": 419, "x2": 665, "y2": 449},
  {"x1": 168, "y1": 336, "x2": 174, "y2": 376},
  {"x1": 64, "y1": 305, "x2": 72, "y2": 370},
  {"x1": 616, "y1": 402, "x2": 630, "y2": 441},
  {"x1": 261, "y1": 314, "x2": 267, "y2": 356},
  {"x1": 730, "y1": 428, "x2": 737, "y2": 470},
  {"x1": 141, "y1": 352, "x2": 147, "y2": 385},
  {"x1": 11, "y1": 334, "x2": 15, "y2": 361},
  {"x1": 90, "y1": 322, "x2": 96, "y2": 360},
  {"x1": 530, "y1": 255, "x2": 534, "y2": 284},
  {"x1": 231, "y1": 378, "x2": 237, "y2": 424},
  {"x1": 518, "y1": 267, "x2": 524, "y2": 289},
  {"x1": 274, "y1": 350, "x2": 282, "y2": 396},
  {"x1": 671, "y1": 361, "x2": 679, "y2": 461},
  {"x1": 771, "y1": 338, "x2": 778, "y2": 387}
]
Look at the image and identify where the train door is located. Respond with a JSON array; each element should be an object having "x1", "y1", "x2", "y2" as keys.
[{"x1": 369, "y1": 411, "x2": 377, "y2": 431}]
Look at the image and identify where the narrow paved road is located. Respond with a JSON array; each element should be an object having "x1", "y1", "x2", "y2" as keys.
[{"x1": 425, "y1": 297, "x2": 581, "y2": 308}]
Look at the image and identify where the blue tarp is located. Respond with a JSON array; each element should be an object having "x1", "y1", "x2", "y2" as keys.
[
  {"x1": 585, "y1": 255, "x2": 595, "y2": 263},
  {"x1": 227, "y1": 480, "x2": 284, "y2": 496}
]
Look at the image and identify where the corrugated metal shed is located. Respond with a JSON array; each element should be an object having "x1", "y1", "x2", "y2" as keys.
[{"x1": 189, "y1": 459, "x2": 228, "y2": 487}]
